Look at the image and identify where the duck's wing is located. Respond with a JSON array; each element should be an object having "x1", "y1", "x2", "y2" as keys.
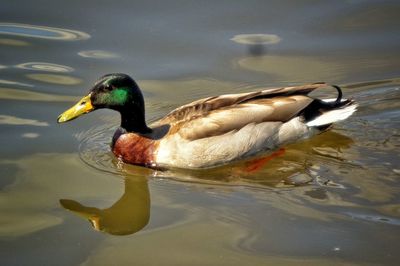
[
  {"x1": 155, "y1": 82, "x2": 327, "y2": 125},
  {"x1": 153, "y1": 83, "x2": 330, "y2": 140}
]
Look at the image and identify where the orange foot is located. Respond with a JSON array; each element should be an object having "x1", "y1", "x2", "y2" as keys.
[{"x1": 244, "y1": 148, "x2": 286, "y2": 173}]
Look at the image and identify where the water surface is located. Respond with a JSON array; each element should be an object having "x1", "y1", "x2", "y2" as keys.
[{"x1": 1, "y1": 0, "x2": 400, "y2": 265}]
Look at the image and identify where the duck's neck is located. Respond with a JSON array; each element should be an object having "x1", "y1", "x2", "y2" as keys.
[{"x1": 119, "y1": 107, "x2": 152, "y2": 134}]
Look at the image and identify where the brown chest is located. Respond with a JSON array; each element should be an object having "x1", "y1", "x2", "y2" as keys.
[{"x1": 112, "y1": 133, "x2": 158, "y2": 167}]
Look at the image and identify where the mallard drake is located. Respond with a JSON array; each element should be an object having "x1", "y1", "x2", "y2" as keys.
[{"x1": 57, "y1": 73, "x2": 357, "y2": 169}]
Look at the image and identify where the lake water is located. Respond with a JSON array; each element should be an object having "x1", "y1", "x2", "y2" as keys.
[{"x1": 1, "y1": 0, "x2": 400, "y2": 265}]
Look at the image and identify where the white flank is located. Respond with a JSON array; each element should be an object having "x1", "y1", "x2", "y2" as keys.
[{"x1": 306, "y1": 100, "x2": 357, "y2": 127}]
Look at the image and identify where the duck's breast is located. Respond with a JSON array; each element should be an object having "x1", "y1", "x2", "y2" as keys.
[{"x1": 112, "y1": 133, "x2": 158, "y2": 167}]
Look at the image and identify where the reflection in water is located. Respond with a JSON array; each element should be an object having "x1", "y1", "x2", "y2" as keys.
[
  {"x1": 0, "y1": 153, "x2": 125, "y2": 238},
  {"x1": 26, "y1": 73, "x2": 81, "y2": 85},
  {"x1": 0, "y1": 23, "x2": 90, "y2": 41},
  {"x1": 60, "y1": 175, "x2": 150, "y2": 236},
  {"x1": 16, "y1": 62, "x2": 74, "y2": 73},
  {"x1": 63, "y1": 130, "x2": 354, "y2": 236},
  {"x1": 78, "y1": 50, "x2": 119, "y2": 59},
  {"x1": 231, "y1": 33, "x2": 281, "y2": 56}
]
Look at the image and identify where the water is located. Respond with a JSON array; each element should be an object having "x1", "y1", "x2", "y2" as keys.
[{"x1": 1, "y1": 0, "x2": 400, "y2": 265}]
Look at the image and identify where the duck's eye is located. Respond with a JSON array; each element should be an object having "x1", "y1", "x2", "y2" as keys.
[{"x1": 103, "y1": 84, "x2": 112, "y2": 91}]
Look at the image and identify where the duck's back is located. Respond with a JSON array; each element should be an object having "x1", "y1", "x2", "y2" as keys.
[{"x1": 152, "y1": 83, "x2": 356, "y2": 169}]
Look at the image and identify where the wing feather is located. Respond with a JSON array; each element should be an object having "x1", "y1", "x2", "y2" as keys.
[
  {"x1": 154, "y1": 82, "x2": 327, "y2": 126},
  {"x1": 178, "y1": 95, "x2": 313, "y2": 140},
  {"x1": 151, "y1": 83, "x2": 329, "y2": 140}
]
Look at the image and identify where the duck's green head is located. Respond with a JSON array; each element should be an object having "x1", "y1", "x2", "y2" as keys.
[{"x1": 57, "y1": 73, "x2": 145, "y2": 124}]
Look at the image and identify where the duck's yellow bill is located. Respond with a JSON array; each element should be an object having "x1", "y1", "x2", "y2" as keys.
[{"x1": 57, "y1": 94, "x2": 94, "y2": 123}]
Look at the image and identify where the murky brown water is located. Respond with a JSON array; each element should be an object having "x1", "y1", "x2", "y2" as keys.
[{"x1": 1, "y1": 1, "x2": 400, "y2": 265}]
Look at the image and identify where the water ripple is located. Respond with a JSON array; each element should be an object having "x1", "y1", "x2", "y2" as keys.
[
  {"x1": 0, "y1": 38, "x2": 29, "y2": 46},
  {"x1": 0, "y1": 23, "x2": 90, "y2": 41},
  {"x1": 26, "y1": 74, "x2": 81, "y2": 85},
  {"x1": 78, "y1": 50, "x2": 119, "y2": 59},
  {"x1": 0, "y1": 87, "x2": 78, "y2": 102},
  {"x1": 0, "y1": 115, "x2": 48, "y2": 126},
  {"x1": 77, "y1": 123, "x2": 123, "y2": 175},
  {"x1": 231, "y1": 33, "x2": 281, "y2": 56},
  {"x1": 15, "y1": 62, "x2": 74, "y2": 73},
  {"x1": 0, "y1": 79, "x2": 33, "y2": 87},
  {"x1": 345, "y1": 211, "x2": 400, "y2": 226},
  {"x1": 231, "y1": 33, "x2": 281, "y2": 45}
]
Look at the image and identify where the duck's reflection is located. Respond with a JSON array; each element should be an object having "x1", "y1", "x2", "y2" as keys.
[
  {"x1": 60, "y1": 130, "x2": 353, "y2": 236},
  {"x1": 60, "y1": 176, "x2": 149, "y2": 236}
]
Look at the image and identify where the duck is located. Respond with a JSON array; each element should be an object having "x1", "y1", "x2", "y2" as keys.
[{"x1": 57, "y1": 73, "x2": 357, "y2": 169}]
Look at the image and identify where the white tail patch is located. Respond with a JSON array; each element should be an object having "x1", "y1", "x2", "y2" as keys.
[{"x1": 306, "y1": 99, "x2": 357, "y2": 127}]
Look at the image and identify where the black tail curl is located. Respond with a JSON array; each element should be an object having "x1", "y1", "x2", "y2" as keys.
[
  {"x1": 332, "y1": 85, "x2": 343, "y2": 105},
  {"x1": 301, "y1": 84, "x2": 351, "y2": 124}
]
